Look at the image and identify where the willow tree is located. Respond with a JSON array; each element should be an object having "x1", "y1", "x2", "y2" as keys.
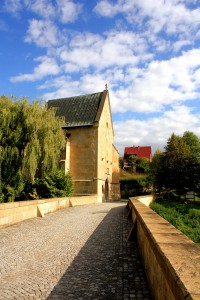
[
  {"x1": 0, "y1": 95, "x2": 65, "y2": 202},
  {"x1": 0, "y1": 96, "x2": 27, "y2": 201},
  {"x1": 22, "y1": 100, "x2": 65, "y2": 182}
]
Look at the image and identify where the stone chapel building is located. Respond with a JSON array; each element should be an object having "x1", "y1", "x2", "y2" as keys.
[{"x1": 47, "y1": 89, "x2": 121, "y2": 202}]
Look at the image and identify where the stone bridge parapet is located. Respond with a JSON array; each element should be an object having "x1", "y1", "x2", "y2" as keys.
[
  {"x1": 0, "y1": 195, "x2": 98, "y2": 228},
  {"x1": 128, "y1": 196, "x2": 200, "y2": 300}
]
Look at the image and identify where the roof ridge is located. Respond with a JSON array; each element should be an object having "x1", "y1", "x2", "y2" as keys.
[{"x1": 48, "y1": 91, "x2": 102, "y2": 102}]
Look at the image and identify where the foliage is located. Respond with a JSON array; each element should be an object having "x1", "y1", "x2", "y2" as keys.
[
  {"x1": 124, "y1": 154, "x2": 150, "y2": 174},
  {"x1": 0, "y1": 95, "x2": 66, "y2": 202},
  {"x1": 151, "y1": 132, "x2": 200, "y2": 198},
  {"x1": 149, "y1": 149, "x2": 163, "y2": 192},
  {"x1": 119, "y1": 157, "x2": 124, "y2": 169},
  {"x1": 182, "y1": 131, "x2": 200, "y2": 160},
  {"x1": 136, "y1": 157, "x2": 150, "y2": 173},
  {"x1": 120, "y1": 175, "x2": 153, "y2": 198},
  {"x1": 150, "y1": 198, "x2": 200, "y2": 245},
  {"x1": 21, "y1": 100, "x2": 65, "y2": 181},
  {"x1": 35, "y1": 171, "x2": 74, "y2": 199},
  {"x1": 0, "y1": 96, "x2": 27, "y2": 201},
  {"x1": 17, "y1": 171, "x2": 74, "y2": 200}
]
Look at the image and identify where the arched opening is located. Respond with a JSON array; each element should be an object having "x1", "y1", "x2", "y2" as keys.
[{"x1": 105, "y1": 179, "x2": 109, "y2": 201}]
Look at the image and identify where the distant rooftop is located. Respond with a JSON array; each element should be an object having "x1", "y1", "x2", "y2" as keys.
[
  {"x1": 124, "y1": 146, "x2": 152, "y2": 161},
  {"x1": 47, "y1": 92, "x2": 103, "y2": 127}
]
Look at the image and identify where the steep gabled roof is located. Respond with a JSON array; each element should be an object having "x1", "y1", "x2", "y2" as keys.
[
  {"x1": 47, "y1": 92, "x2": 103, "y2": 127},
  {"x1": 124, "y1": 146, "x2": 152, "y2": 160}
]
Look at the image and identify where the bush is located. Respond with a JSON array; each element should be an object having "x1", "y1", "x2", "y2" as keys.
[
  {"x1": 35, "y1": 171, "x2": 74, "y2": 199},
  {"x1": 0, "y1": 172, "x2": 24, "y2": 202},
  {"x1": 120, "y1": 175, "x2": 153, "y2": 198},
  {"x1": 17, "y1": 170, "x2": 74, "y2": 200}
]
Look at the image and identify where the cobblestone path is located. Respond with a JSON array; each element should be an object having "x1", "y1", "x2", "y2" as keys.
[{"x1": 0, "y1": 202, "x2": 151, "y2": 300}]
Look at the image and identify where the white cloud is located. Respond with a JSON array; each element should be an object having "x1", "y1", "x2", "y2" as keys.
[
  {"x1": 56, "y1": 0, "x2": 82, "y2": 23},
  {"x1": 114, "y1": 105, "x2": 200, "y2": 155},
  {"x1": 40, "y1": 73, "x2": 107, "y2": 100},
  {"x1": 10, "y1": 56, "x2": 60, "y2": 82},
  {"x1": 34, "y1": 47, "x2": 200, "y2": 118},
  {"x1": 3, "y1": 0, "x2": 82, "y2": 23},
  {"x1": 94, "y1": 0, "x2": 120, "y2": 17},
  {"x1": 110, "y1": 48, "x2": 200, "y2": 113},
  {"x1": 23, "y1": 0, "x2": 55, "y2": 19},
  {"x1": 173, "y1": 40, "x2": 191, "y2": 52},
  {"x1": 3, "y1": 0, "x2": 22, "y2": 14},
  {"x1": 59, "y1": 30, "x2": 148, "y2": 71},
  {"x1": 94, "y1": 0, "x2": 200, "y2": 40},
  {"x1": 25, "y1": 19, "x2": 60, "y2": 47}
]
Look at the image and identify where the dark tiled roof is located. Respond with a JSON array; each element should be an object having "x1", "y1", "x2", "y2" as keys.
[
  {"x1": 124, "y1": 146, "x2": 152, "y2": 160},
  {"x1": 47, "y1": 92, "x2": 103, "y2": 127}
]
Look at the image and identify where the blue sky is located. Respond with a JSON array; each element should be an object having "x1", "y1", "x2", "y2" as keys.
[{"x1": 1, "y1": 0, "x2": 200, "y2": 155}]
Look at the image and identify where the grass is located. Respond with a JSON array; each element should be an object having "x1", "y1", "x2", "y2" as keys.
[
  {"x1": 120, "y1": 169, "x2": 146, "y2": 179},
  {"x1": 150, "y1": 197, "x2": 200, "y2": 245}
]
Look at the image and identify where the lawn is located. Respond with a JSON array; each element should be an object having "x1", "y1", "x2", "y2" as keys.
[{"x1": 150, "y1": 198, "x2": 200, "y2": 245}]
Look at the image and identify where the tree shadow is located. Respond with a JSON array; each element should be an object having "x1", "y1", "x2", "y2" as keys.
[{"x1": 47, "y1": 205, "x2": 151, "y2": 300}]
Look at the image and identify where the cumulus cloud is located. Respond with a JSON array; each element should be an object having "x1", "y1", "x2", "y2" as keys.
[
  {"x1": 40, "y1": 73, "x2": 107, "y2": 100},
  {"x1": 25, "y1": 19, "x2": 61, "y2": 47},
  {"x1": 3, "y1": 0, "x2": 22, "y2": 14},
  {"x1": 10, "y1": 56, "x2": 60, "y2": 82},
  {"x1": 114, "y1": 105, "x2": 200, "y2": 155},
  {"x1": 36, "y1": 47, "x2": 200, "y2": 116},
  {"x1": 94, "y1": 0, "x2": 200, "y2": 42},
  {"x1": 23, "y1": 0, "x2": 55, "y2": 19},
  {"x1": 59, "y1": 30, "x2": 148, "y2": 71},
  {"x1": 110, "y1": 48, "x2": 200, "y2": 113},
  {"x1": 3, "y1": 0, "x2": 82, "y2": 23},
  {"x1": 56, "y1": 0, "x2": 82, "y2": 23}
]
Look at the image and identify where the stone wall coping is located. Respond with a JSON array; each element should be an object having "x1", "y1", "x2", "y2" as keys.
[
  {"x1": 129, "y1": 198, "x2": 200, "y2": 299},
  {"x1": 0, "y1": 195, "x2": 99, "y2": 228},
  {"x1": 0, "y1": 195, "x2": 98, "y2": 209}
]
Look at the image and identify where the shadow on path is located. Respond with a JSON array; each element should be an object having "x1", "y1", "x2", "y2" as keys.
[{"x1": 47, "y1": 205, "x2": 151, "y2": 300}]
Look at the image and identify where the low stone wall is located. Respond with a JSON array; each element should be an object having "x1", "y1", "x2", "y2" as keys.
[
  {"x1": 0, "y1": 195, "x2": 98, "y2": 228},
  {"x1": 128, "y1": 197, "x2": 200, "y2": 300}
]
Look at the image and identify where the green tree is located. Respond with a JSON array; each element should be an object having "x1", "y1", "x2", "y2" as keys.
[
  {"x1": 126, "y1": 155, "x2": 138, "y2": 172},
  {"x1": 159, "y1": 134, "x2": 199, "y2": 197},
  {"x1": 182, "y1": 131, "x2": 200, "y2": 160},
  {"x1": 160, "y1": 133, "x2": 192, "y2": 198},
  {"x1": 119, "y1": 157, "x2": 124, "y2": 169},
  {"x1": 0, "y1": 96, "x2": 66, "y2": 202},
  {"x1": 22, "y1": 101, "x2": 65, "y2": 182},
  {"x1": 0, "y1": 96, "x2": 27, "y2": 201},
  {"x1": 136, "y1": 157, "x2": 150, "y2": 173},
  {"x1": 150, "y1": 149, "x2": 163, "y2": 192}
]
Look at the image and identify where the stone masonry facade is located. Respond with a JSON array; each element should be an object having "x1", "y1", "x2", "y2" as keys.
[{"x1": 48, "y1": 90, "x2": 121, "y2": 202}]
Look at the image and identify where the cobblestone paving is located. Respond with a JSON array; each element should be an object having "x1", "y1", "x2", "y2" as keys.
[{"x1": 0, "y1": 202, "x2": 151, "y2": 300}]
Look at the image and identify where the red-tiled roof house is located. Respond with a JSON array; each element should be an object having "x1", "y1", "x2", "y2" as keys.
[{"x1": 123, "y1": 146, "x2": 152, "y2": 168}]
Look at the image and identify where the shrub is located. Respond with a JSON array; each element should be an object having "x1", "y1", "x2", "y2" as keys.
[
  {"x1": 17, "y1": 170, "x2": 74, "y2": 200},
  {"x1": 35, "y1": 171, "x2": 74, "y2": 199},
  {"x1": 120, "y1": 175, "x2": 153, "y2": 198}
]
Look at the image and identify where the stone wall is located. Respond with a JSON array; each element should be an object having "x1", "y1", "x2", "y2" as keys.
[
  {"x1": 59, "y1": 92, "x2": 121, "y2": 201},
  {"x1": 110, "y1": 145, "x2": 121, "y2": 200},
  {"x1": 0, "y1": 195, "x2": 98, "y2": 228},
  {"x1": 96, "y1": 93, "x2": 121, "y2": 200},
  {"x1": 128, "y1": 197, "x2": 200, "y2": 300},
  {"x1": 67, "y1": 126, "x2": 98, "y2": 195},
  {"x1": 97, "y1": 93, "x2": 114, "y2": 200}
]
